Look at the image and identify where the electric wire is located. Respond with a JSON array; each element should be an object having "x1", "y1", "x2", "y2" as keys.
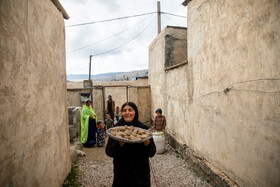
[
  {"x1": 66, "y1": 12, "x2": 156, "y2": 27},
  {"x1": 66, "y1": 11, "x2": 186, "y2": 73},
  {"x1": 67, "y1": 13, "x2": 184, "y2": 55},
  {"x1": 227, "y1": 78, "x2": 280, "y2": 88},
  {"x1": 66, "y1": 14, "x2": 154, "y2": 55},
  {"x1": 67, "y1": 59, "x2": 89, "y2": 73},
  {"x1": 162, "y1": 78, "x2": 280, "y2": 104},
  {"x1": 161, "y1": 12, "x2": 187, "y2": 18},
  {"x1": 65, "y1": 12, "x2": 186, "y2": 27},
  {"x1": 67, "y1": 15, "x2": 156, "y2": 73},
  {"x1": 162, "y1": 14, "x2": 181, "y2": 26},
  {"x1": 92, "y1": 15, "x2": 156, "y2": 56}
]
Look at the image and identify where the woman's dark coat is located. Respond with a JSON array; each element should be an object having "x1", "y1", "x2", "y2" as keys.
[{"x1": 105, "y1": 120, "x2": 156, "y2": 187}]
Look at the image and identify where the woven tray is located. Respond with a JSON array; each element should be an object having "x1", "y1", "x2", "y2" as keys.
[{"x1": 106, "y1": 126, "x2": 152, "y2": 143}]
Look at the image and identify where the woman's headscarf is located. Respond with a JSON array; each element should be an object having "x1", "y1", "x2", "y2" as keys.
[{"x1": 117, "y1": 102, "x2": 140, "y2": 127}]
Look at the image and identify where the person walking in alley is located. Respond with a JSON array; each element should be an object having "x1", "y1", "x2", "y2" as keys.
[
  {"x1": 153, "y1": 108, "x2": 166, "y2": 132},
  {"x1": 81, "y1": 100, "x2": 97, "y2": 147},
  {"x1": 107, "y1": 95, "x2": 115, "y2": 121},
  {"x1": 106, "y1": 102, "x2": 156, "y2": 187}
]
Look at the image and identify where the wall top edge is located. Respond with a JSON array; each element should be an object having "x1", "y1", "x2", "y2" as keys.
[
  {"x1": 182, "y1": 0, "x2": 192, "y2": 6},
  {"x1": 166, "y1": 25, "x2": 187, "y2": 30},
  {"x1": 51, "y1": 0, "x2": 70, "y2": 19}
]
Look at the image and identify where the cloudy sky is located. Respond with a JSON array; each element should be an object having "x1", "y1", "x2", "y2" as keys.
[{"x1": 60, "y1": 0, "x2": 187, "y2": 75}]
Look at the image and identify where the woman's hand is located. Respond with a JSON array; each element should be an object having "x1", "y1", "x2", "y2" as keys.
[
  {"x1": 90, "y1": 115, "x2": 96, "y2": 119},
  {"x1": 144, "y1": 140, "x2": 150, "y2": 146}
]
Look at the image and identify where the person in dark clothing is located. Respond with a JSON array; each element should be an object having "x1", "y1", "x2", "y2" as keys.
[
  {"x1": 105, "y1": 102, "x2": 156, "y2": 187},
  {"x1": 107, "y1": 95, "x2": 115, "y2": 121}
]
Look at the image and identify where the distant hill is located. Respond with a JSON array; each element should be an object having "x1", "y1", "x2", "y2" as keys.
[{"x1": 67, "y1": 69, "x2": 148, "y2": 82}]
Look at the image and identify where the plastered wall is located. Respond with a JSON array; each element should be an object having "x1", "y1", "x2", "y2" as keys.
[
  {"x1": 149, "y1": 1, "x2": 280, "y2": 185},
  {"x1": 149, "y1": 27, "x2": 188, "y2": 122},
  {"x1": 0, "y1": 0, "x2": 71, "y2": 186}
]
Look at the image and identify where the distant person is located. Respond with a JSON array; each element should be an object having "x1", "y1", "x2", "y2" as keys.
[
  {"x1": 115, "y1": 106, "x2": 122, "y2": 122},
  {"x1": 153, "y1": 108, "x2": 166, "y2": 132},
  {"x1": 96, "y1": 120, "x2": 105, "y2": 147},
  {"x1": 81, "y1": 100, "x2": 97, "y2": 147},
  {"x1": 107, "y1": 95, "x2": 115, "y2": 121},
  {"x1": 104, "y1": 113, "x2": 114, "y2": 130},
  {"x1": 106, "y1": 102, "x2": 156, "y2": 187}
]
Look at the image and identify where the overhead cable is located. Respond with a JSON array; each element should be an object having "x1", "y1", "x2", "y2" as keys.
[
  {"x1": 162, "y1": 14, "x2": 180, "y2": 26},
  {"x1": 161, "y1": 12, "x2": 187, "y2": 18},
  {"x1": 66, "y1": 14, "x2": 154, "y2": 54},
  {"x1": 66, "y1": 12, "x2": 156, "y2": 27},
  {"x1": 67, "y1": 59, "x2": 89, "y2": 73},
  {"x1": 67, "y1": 16, "x2": 156, "y2": 73},
  {"x1": 92, "y1": 16, "x2": 156, "y2": 56},
  {"x1": 163, "y1": 78, "x2": 280, "y2": 103},
  {"x1": 66, "y1": 11, "x2": 186, "y2": 28}
]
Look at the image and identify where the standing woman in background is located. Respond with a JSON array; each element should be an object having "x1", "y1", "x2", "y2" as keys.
[
  {"x1": 81, "y1": 100, "x2": 97, "y2": 147},
  {"x1": 106, "y1": 102, "x2": 156, "y2": 187}
]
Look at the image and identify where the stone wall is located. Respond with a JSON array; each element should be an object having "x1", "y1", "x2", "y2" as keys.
[
  {"x1": 67, "y1": 79, "x2": 151, "y2": 124},
  {"x1": 149, "y1": 1, "x2": 280, "y2": 185},
  {"x1": 0, "y1": 0, "x2": 71, "y2": 186}
]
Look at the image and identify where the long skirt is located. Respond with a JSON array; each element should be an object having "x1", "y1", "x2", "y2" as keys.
[{"x1": 84, "y1": 118, "x2": 97, "y2": 147}]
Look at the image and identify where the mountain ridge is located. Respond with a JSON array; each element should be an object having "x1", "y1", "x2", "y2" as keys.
[{"x1": 67, "y1": 69, "x2": 148, "y2": 82}]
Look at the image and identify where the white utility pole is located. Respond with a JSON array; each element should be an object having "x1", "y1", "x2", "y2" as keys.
[
  {"x1": 89, "y1": 55, "x2": 92, "y2": 80},
  {"x1": 157, "y1": 1, "x2": 161, "y2": 34}
]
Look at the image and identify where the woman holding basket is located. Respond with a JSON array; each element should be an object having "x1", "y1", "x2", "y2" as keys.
[{"x1": 105, "y1": 102, "x2": 156, "y2": 187}]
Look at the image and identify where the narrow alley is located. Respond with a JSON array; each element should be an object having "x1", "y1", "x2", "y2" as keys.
[
  {"x1": 73, "y1": 143, "x2": 210, "y2": 187},
  {"x1": 2, "y1": 0, "x2": 279, "y2": 186}
]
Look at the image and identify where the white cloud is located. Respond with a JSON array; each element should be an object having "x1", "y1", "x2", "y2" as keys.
[{"x1": 60, "y1": 0, "x2": 187, "y2": 75}]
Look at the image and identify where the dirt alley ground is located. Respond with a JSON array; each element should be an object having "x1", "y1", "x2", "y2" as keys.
[{"x1": 73, "y1": 139, "x2": 211, "y2": 187}]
